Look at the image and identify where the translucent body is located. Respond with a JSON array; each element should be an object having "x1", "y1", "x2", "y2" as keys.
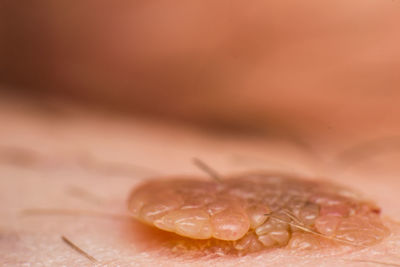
[{"x1": 128, "y1": 174, "x2": 388, "y2": 253}]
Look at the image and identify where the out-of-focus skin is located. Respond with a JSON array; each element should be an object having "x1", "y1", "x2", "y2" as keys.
[
  {"x1": 1, "y1": 0, "x2": 400, "y2": 140},
  {"x1": 1, "y1": 91, "x2": 400, "y2": 266}
]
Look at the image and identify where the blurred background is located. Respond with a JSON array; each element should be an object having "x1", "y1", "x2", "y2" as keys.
[{"x1": 1, "y1": 0, "x2": 400, "y2": 142}]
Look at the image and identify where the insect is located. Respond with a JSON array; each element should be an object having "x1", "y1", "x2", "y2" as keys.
[{"x1": 128, "y1": 166, "x2": 389, "y2": 254}]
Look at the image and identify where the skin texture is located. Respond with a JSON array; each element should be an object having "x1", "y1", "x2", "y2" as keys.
[
  {"x1": 128, "y1": 174, "x2": 388, "y2": 252},
  {"x1": 1, "y1": 92, "x2": 400, "y2": 266},
  {"x1": 2, "y1": 1, "x2": 400, "y2": 266}
]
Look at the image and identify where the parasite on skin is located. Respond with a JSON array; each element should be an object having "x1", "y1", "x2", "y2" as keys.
[{"x1": 127, "y1": 173, "x2": 389, "y2": 254}]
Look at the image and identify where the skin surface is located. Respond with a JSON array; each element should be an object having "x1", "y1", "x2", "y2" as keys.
[
  {"x1": 128, "y1": 174, "x2": 388, "y2": 251},
  {"x1": 2, "y1": 1, "x2": 400, "y2": 266},
  {"x1": 1, "y1": 0, "x2": 400, "y2": 140},
  {"x1": 1, "y1": 92, "x2": 400, "y2": 266}
]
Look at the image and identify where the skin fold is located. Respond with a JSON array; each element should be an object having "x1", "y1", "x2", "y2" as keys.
[{"x1": 1, "y1": 93, "x2": 400, "y2": 266}]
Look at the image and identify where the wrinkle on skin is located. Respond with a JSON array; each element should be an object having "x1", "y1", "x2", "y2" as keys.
[{"x1": 1, "y1": 95, "x2": 400, "y2": 266}]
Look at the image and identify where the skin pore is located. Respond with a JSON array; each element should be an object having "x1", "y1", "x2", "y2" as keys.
[{"x1": 1, "y1": 93, "x2": 400, "y2": 266}]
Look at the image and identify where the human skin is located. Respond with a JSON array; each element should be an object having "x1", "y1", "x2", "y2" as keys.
[
  {"x1": 1, "y1": 1, "x2": 400, "y2": 265},
  {"x1": 1, "y1": 0, "x2": 400, "y2": 140},
  {"x1": 1, "y1": 92, "x2": 400, "y2": 266}
]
